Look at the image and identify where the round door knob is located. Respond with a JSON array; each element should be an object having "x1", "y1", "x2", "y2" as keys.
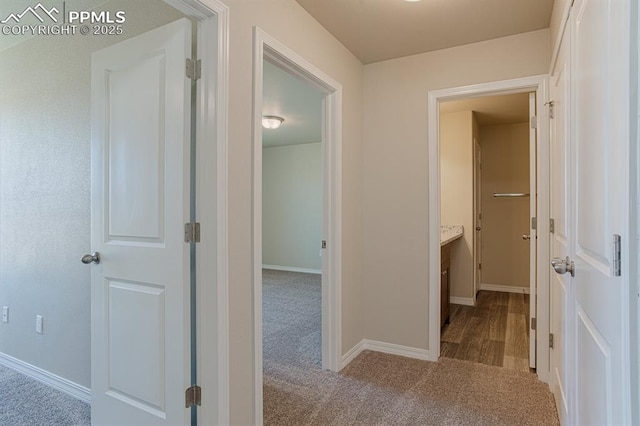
[
  {"x1": 475, "y1": 227, "x2": 481, "y2": 231},
  {"x1": 551, "y1": 256, "x2": 575, "y2": 277},
  {"x1": 81, "y1": 252, "x2": 100, "y2": 264}
]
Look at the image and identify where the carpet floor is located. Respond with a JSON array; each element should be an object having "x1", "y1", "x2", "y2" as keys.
[
  {"x1": 0, "y1": 364, "x2": 90, "y2": 426},
  {"x1": 263, "y1": 269, "x2": 559, "y2": 426}
]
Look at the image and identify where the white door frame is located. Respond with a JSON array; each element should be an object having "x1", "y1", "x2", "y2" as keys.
[
  {"x1": 163, "y1": 0, "x2": 230, "y2": 424},
  {"x1": 252, "y1": 27, "x2": 343, "y2": 425},
  {"x1": 427, "y1": 75, "x2": 551, "y2": 383}
]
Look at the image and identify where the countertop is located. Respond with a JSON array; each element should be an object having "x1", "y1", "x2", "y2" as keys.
[{"x1": 441, "y1": 225, "x2": 463, "y2": 246}]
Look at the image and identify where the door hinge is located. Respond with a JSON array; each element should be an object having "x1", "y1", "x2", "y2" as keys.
[
  {"x1": 184, "y1": 223, "x2": 201, "y2": 243},
  {"x1": 186, "y1": 58, "x2": 201, "y2": 81},
  {"x1": 531, "y1": 217, "x2": 537, "y2": 230},
  {"x1": 478, "y1": 263, "x2": 482, "y2": 270},
  {"x1": 531, "y1": 317, "x2": 536, "y2": 331},
  {"x1": 613, "y1": 234, "x2": 621, "y2": 277},
  {"x1": 185, "y1": 385, "x2": 201, "y2": 408},
  {"x1": 545, "y1": 100, "x2": 555, "y2": 119},
  {"x1": 549, "y1": 333, "x2": 554, "y2": 349},
  {"x1": 550, "y1": 218, "x2": 555, "y2": 234},
  {"x1": 530, "y1": 116, "x2": 537, "y2": 129}
]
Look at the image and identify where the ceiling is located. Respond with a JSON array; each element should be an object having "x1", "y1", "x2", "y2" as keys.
[
  {"x1": 262, "y1": 60, "x2": 324, "y2": 148},
  {"x1": 440, "y1": 92, "x2": 530, "y2": 125},
  {"x1": 295, "y1": 0, "x2": 554, "y2": 64}
]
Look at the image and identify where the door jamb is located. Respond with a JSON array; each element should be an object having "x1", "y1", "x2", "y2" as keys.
[
  {"x1": 163, "y1": 0, "x2": 230, "y2": 424},
  {"x1": 252, "y1": 27, "x2": 343, "y2": 425},
  {"x1": 427, "y1": 75, "x2": 550, "y2": 383}
]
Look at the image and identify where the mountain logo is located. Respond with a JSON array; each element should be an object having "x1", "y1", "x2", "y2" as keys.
[{"x1": 1, "y1": 3, "x2": 60, "y2": 24}]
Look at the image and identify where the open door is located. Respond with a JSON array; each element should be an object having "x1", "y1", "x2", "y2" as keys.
[
  {"x1": 549, "y1": 23, "x2": 570, "y2": 424},
  {"x1": 89, "y1": 18, "x2": 193, "y2": 425},
  {"x1": 473, "y1": 138, "x2": 482, "y2": 303},
  {"x1": 528, "y1": 92, "x2": 537, "y2": 369}
]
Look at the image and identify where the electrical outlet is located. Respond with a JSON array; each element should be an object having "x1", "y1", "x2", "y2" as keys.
[
  {"x1": 2, "y1": 307, "x2": 8, "y2": 323},
  {"x1": 36, "y1": 315, "x2": 43, "y2": 334}
]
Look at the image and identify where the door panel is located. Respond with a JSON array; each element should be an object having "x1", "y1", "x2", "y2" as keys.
[
  {"x1": 528, "y1": 92, "x2": 537, "y2": 369},
  {"x1": 549, "y1": 22, "x2": 571, "y2": 424},
  {"x1": 570, "y1": 0, "x2": 630, "y2": 423},
  {"x1": 91, "y1": 18, "x2": 192, "y2": 426}
]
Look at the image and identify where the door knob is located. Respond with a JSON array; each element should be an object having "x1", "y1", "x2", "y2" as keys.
[
  {"x1": 476, "y1": 227, "x2": 481, "y2": 231},
  {"x1": 81, "y1": 252, "x2": 100, "y2": 264},
  {"x1": 522, "y1": 234, "x2": 531, "y2": 240},
  {"x1": 551, "y1": 256, "x2": 574, "y2": 277}
]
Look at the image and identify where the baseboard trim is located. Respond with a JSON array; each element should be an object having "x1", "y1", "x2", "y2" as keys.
[
  {"x1": 340, "y1": 340, "x2": 365, "y2": 369},
  {"x1": 0, "y1": 352, "x2": 91, "y2": 403},
  {"x1": 450, "y1": 296, "x2": 474, "y2": 306},
  {"x1": 262, "y1": 264, "x2": 322, "y2": 274},
  {"x1": 341, "y1": 339, "x2": 435, "y2": 369},
  {"x1": 480, "y1": 283, "x2": 529, "y2": 294}
]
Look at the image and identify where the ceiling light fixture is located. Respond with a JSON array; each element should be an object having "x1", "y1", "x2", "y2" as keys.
[
  {"x1": 404, "y1": 0, "x2": 421, "y2": 2},
  {"x1": 262, "y1": 115, "x2": 284, "y2": 129}
]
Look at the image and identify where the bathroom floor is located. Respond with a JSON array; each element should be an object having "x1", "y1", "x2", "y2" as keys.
[{"x1": 440, "y1": 290, "x2": 531, "y2": 372}]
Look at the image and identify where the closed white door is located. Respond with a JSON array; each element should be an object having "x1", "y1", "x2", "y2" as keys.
[
  {"x1": 564, "y1": 0, "x2": 631, "y2": 423},
  {"x1": 90, "y1": 18, "x2": 193, "y2": 426},
  {"x1": 549, "y1": 24, "x2": 571, "y2": 425}
]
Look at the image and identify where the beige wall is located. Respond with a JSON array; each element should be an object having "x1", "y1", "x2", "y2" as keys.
[
  {"x1": 362, "y1": 29, "x2": 550, "y2": 352},
  {"x1": 440, "y1": 111, "x2": 475, "y2": 299},
  {"x1": 263, "y1": 143, "x2": 322, "y2": 271},
  {"x1": 480, "y1": 123, "x2": 530, "y2": 289},
  {"x1": 223, "y1": 1, "x2": 364, "y2": 423}
]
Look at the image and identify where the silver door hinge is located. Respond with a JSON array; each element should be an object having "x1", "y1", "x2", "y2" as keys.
[
  {"x1": 530, "y1": 116, "x2": 537, "y2": 129},
  {"x1": 545, "y1": 101, "x2": 555, "y2": 119},
  {"x1": 550, "y1": 218, "x2": 555, "y2": 234},
  {"x1": 186, "y1": 58, "x2": 201, "y2": 81},
  {"x1": 184, "y1": 223, "x2": 201, "y2": 243},
  {"x1": 185, "y1": 385, "x2": 201, "y2": 408},
  {"x1": 531, "y1": 317, "x2": 536, "y2": 331},
  {"x1": 549, "y1": 333, "x2": 554, "y2": 349},
  {"x1": 613, "y1": 234, "x2": 621, "y2": 277},
  {"x1": 531, "y1": 217, "x2": 537, "y2": 230},
  {"x1": 321, "y1": 240, "x2": 327, "y2": 249}
]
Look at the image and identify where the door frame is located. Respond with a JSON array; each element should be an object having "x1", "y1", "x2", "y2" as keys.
[
  {"x1": 163, "y1": 0, "x2": 230, "y2": 424},
  {"x1": 427, "y1": 75, "x2": 550, "y2": 383},
  {"x1": 251, "y1": 27, "x2": 343, "y2": 425}
]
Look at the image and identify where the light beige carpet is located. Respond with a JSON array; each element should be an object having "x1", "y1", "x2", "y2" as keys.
[
  {"x1": 265, "y1": 350, "x2": 559, "y2": 425},
  {"x1": 263, "y1": 270, "x2": 559, "y2": 425}
]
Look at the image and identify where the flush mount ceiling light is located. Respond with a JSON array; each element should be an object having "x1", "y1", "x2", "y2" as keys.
[
  {"x1": 262, "y1": 115, "x2": 284, "y2": 129},
  {"x1": 404, "y1": 0, "x2": 422, "y2": 2}
]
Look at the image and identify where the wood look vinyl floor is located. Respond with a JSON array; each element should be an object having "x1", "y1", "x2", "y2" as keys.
[{"x1": 441, "y1": 290, "x2": 531, "y2": 372}]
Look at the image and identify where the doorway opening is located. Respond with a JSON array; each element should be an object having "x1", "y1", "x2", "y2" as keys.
[
  {"x1": 252, "y1": 28, "x2": 343, "y2": 424},
  {"x1": 438, "y1": 92, "x2": 536, "y2": 372},
  {"x1": 427, "y1": 75, "x2": 551, "y2": 384}
]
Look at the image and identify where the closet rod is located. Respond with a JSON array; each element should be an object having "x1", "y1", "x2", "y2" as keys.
[{"x1": 493, "y1": 193, "x2": 530, "y2": 198}]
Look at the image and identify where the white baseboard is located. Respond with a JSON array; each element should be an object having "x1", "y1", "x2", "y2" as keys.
[
  {"x1": 262, "y1": 264, "x2": 322, "y2": 274},
  {"x1": 340, "y1": 339, "x2": 365, "y2": 369},
  {"x1": 450, "y1": 296, "x2": 474, "y2": 306},
  {"x1": 341, "y1": 339, "x2": 435, "y2": 369},
  {"x1": 480, "y1": 283, "x2": 529, "y2": 294},
  {"x1": 0, "y1": 352, "x2": 91, "y2": 403}
]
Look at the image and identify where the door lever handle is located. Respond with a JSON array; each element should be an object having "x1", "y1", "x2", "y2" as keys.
[
  {"x1": 81, "y1": 252, "x2": 100, "y2": 265},
  {"x1": 551, "y1": 256, "x2": 574, "y2": 277},
  {"x1": 522, "y1": 234, "x2": 531, "y2": 240}
]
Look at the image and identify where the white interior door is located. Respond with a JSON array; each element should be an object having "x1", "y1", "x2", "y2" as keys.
[
  {"x1": 473, "y1": 139, "x2": 481, "y2": 302},
  {"x1": 549, "y1": 26, "x2": 571, "y2": 425},
  {"x1": 566, "y1": 0, "x2": 631, "y2": 423},
  {"x1": 90, "y1": 18, "x2": 192, "y2": 426},
  {"x1": 528, "y1": 92, "x2": 537, "y2": 369}
]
